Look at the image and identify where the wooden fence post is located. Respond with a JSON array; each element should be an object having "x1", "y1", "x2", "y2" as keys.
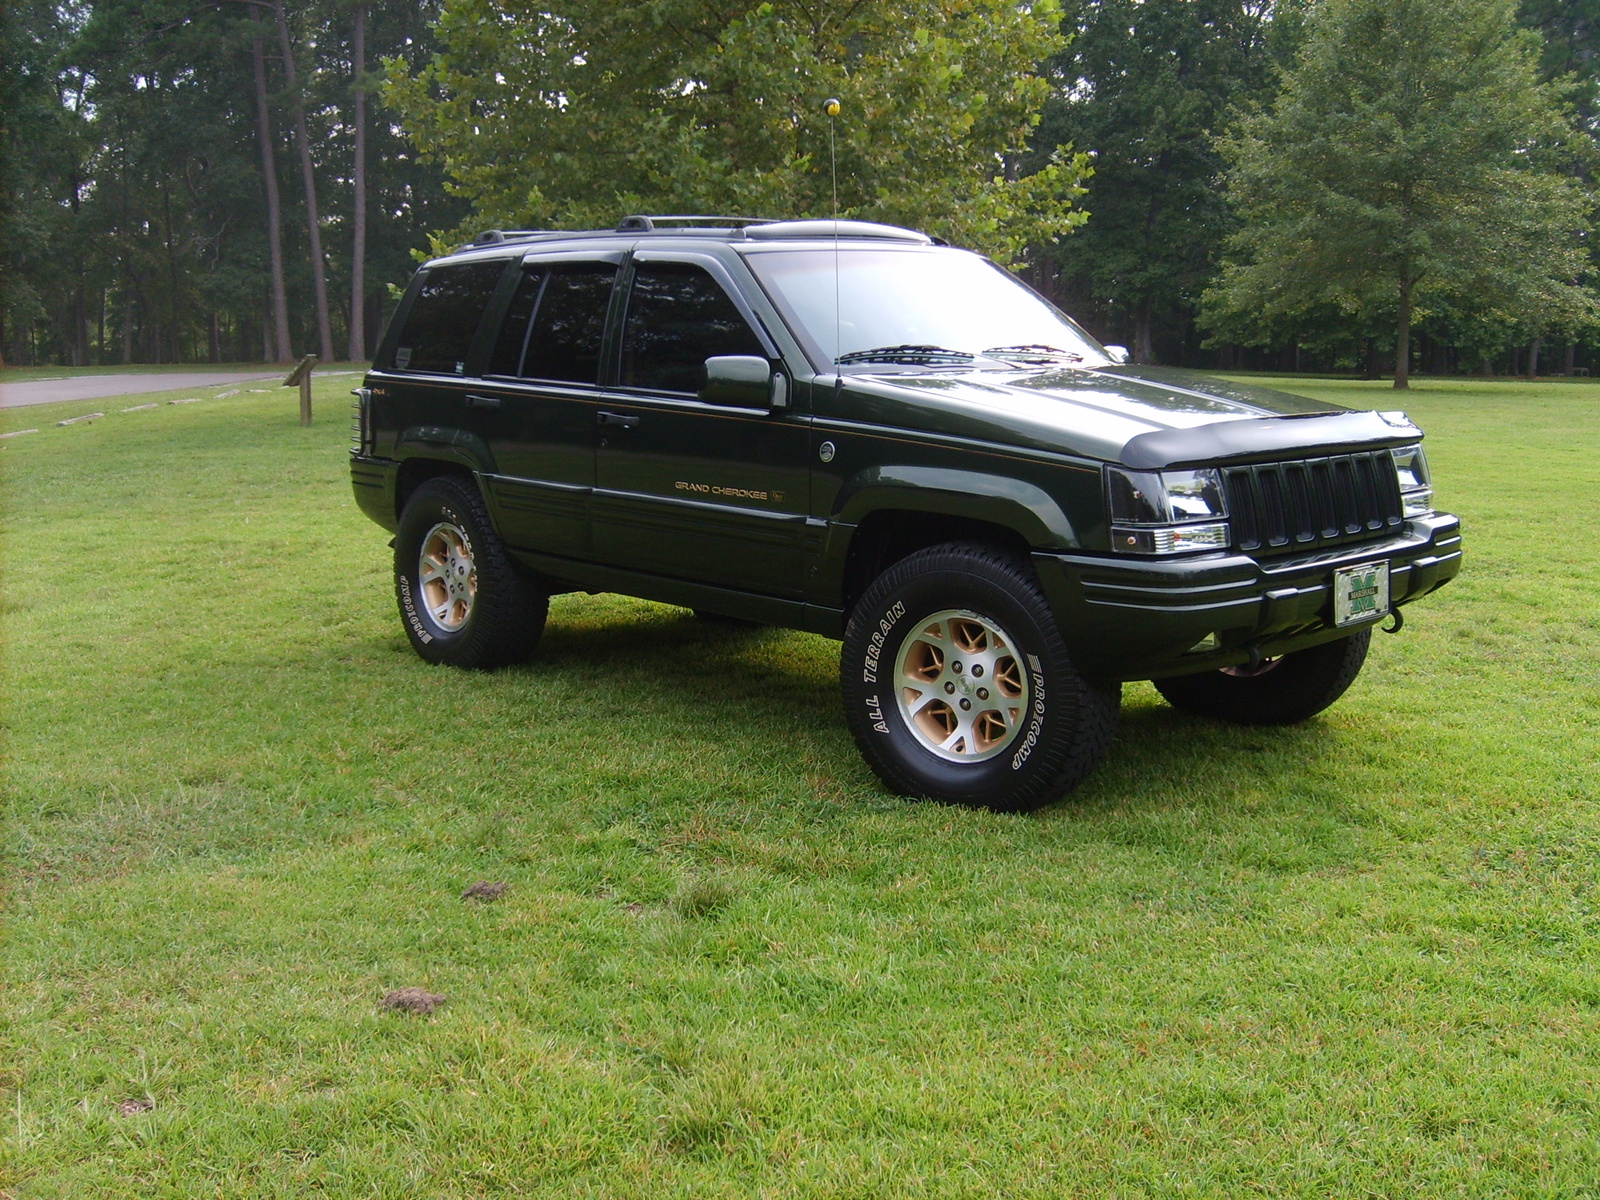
[{"x1": 283, "y1": 354, "x2": 319, "y2": 426}]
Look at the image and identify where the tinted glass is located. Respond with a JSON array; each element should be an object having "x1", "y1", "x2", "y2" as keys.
[
  {"x1": 621, "y1": 262, "x2": 764, "y2": 393},
  {"x1": 524, "y1": 263, "x2": 616, "y2": 384},
  {"x1": 393, "y1": 261, "x2": 506, "y2": 374},
  {"x1": 744, "y1": 247, "x2": 1106, "y2": 366},
  {"x1": 487, "y1": 268, "x2": 545, "y2": 376}
]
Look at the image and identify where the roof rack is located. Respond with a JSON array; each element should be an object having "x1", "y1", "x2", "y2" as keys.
[
  {"x1": 468, "y1": 229, "x2": 561, "y2": 247},
  {"x1": 616, "y1": 215, "x2": 776, "y2": 232}
]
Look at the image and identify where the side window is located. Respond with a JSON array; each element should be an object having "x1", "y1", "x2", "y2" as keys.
[
  {"x1": 393, "y1": 261, "x2": 506, "y2": 375},
  {"x1": 487, "y1": 268, "x2": 545, "y2": 377},
  {"x1": 524, "y1": 263, "x2": 617, "y2": 384},
  {"x1": 621, "y1": 262, "x2": 765, "y2": 393}
]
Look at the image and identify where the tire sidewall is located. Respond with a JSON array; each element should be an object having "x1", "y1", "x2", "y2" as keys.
[
  {"x1": 395, "y1": 481, "x2": 488, "y2": 666},
  {"x1": 842, "y1": 558, "x2": 1078, "y2": 808}
]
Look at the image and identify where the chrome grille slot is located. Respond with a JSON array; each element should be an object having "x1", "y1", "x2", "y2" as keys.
[{"x1": 1223, "y1": 450, "x2": 1404, "y2": 556}]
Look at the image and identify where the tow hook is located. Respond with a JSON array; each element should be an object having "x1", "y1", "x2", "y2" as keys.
[{"x1": 1381, "y1": 609, "x2": 1404, "y2": 635}]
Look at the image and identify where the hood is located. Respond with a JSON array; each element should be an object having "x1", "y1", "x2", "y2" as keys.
[{"x1": 837, "y1": 364, "x2": 1357, "y2": 464}]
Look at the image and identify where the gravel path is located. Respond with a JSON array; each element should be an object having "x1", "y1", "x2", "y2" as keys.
[{"x1": 0, "y1": 370, "x2": 286, "y2": 409}]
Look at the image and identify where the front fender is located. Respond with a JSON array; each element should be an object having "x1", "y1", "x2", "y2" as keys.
[{"x1": 832, "y1": 465, "x2": 1082, "y2": 550}]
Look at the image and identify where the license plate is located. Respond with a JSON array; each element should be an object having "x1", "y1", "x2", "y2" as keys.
[{"x1": 1333, "y1": 561, "x2": 1390, "y2": 627}]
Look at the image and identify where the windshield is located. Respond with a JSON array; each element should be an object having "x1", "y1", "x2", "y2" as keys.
[{"x1": 743, "y1": 246, "x2": 1109, "y2": 370}]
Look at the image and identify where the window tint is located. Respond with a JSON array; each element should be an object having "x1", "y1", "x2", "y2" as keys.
[
  {"x1": 524, "y1": 263, "x2": 616, "y2": 384},
  {"x1": 621, "y1": 262, "x2": 764, "y2": 393},
  {"x1": 393, "y1": 261, "x2": 506, "y2": 374},
  {"x1": 487, "y1": 268, "x2": 545, "y2": 377}
]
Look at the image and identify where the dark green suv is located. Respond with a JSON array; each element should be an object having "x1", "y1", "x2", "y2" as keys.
[{"x1": 351, "y1": 216, "x2": 1461, "y2": 811}]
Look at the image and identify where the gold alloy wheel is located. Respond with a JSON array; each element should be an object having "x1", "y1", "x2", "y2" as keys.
[
  {"x1": 893, "y1": 609, "x2": 1030, "y2": 763},
  {"x1": 418, "y1": 521, "x2": 477, "y2": 632}
]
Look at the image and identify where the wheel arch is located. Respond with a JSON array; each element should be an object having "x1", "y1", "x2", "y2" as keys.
[
  {"x1": 394, "y1": 454, "x2": 481, "y2": 521},
  {"x1": 826, "y1": 467, "x2": 1082, "y2": 616}
]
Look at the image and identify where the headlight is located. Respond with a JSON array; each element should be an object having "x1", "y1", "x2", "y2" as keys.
[
  {"x1": 1391, "y1": 444, "x2": 1433, "y2": 517},
  {"x1": 1107, "y1": 466, "x2": 1230, "y2": 555}
]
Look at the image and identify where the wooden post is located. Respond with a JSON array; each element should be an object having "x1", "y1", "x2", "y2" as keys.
[{"x1": 282, "y1": 353, "x2": 318, "y2": 426}]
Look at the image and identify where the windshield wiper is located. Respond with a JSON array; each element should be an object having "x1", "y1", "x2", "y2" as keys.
[
  {"x1": 982, "y1": 344, "x2": 1085, "y2": 363},
  {"x1": 835, "y1": 344, "x2": 976, "y2": 366}
]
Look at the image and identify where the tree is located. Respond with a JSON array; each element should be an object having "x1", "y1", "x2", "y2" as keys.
[
  {"x1": 1027, "y1": 0, "x2": 1283, "y2": 363},
  {"x1": 1203, "y1": 0, "x2": 1594, "y2": 388},
  {"x1": 383, "y1": 0, "x2": 1091, "y2": 261}
]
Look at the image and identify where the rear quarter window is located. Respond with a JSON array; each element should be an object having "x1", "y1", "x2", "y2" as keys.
[{"x1": 392, "y1": 261, "x2": 507, "y2": 375}]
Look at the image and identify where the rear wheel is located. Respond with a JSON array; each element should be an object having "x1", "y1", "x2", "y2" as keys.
[
  {"x1": 840, "y1": 543, "x2": 1119, "y2": 813},
  {"x1": 1153, "y1": 628, "x2": 1371, "y2": 725},
  {"x1": 394, "y1": 476, "x2": 547, "y2": 669}
]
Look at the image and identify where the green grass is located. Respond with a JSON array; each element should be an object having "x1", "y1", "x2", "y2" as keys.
[{"x1": 3, "y1": 375, "x2": 1598, "y2": 1197}]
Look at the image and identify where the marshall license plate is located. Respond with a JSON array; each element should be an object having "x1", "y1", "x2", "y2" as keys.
[{"x1": 1333, "y1": 561, "x2": 1390, "y2": 627}]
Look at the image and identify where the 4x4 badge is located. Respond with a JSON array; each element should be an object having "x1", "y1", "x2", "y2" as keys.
[{"x1": 818, "y1": 441, "x2": 836, "y2": 463}]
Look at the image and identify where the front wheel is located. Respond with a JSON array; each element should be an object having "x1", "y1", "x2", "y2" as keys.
[
  {"x1": 394, "y1": 475, "x2": 547, "y2": 669},
  {"x1": 1153, "y1": 628, "x2": 1371, "y2": 725},
  {"x1": 840, "y1": 543, "x2": 1119, "y2": 813}
]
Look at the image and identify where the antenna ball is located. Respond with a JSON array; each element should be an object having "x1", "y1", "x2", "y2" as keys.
[{"x1": 823, "y1": 98, "x2": 841, "y2": 117}]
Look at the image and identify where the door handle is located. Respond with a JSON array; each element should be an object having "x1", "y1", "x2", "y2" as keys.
[
  {"x1": 465, "y1": 394, "x2": 501, "y2": 408},
  {"x1": 597, "y1": 411, "x2": 640, "y2": 428}
]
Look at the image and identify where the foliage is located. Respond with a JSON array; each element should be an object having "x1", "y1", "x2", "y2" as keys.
[
  {"x1": 1202, "y1": 0, "x2": 1595, "y2": 386},
  {"x1": 384, "y1": 0, "x2": 1091, "y2": 261},
  {"x1": 0, "y1": 0, "x2": 465, "y2": 366},
  {"x1": 1027, "y1": 0, "x2": 1285, "y2": 361},
  {"x1": 5, "y1": 374, "x2": 1600, "y2": 1192}
]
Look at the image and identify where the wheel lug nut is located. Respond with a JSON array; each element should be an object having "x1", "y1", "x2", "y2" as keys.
[
  {"x1": 977, "y1": 687, "x2": 989, "y2": 700},
  {"x1": 971, "y1": 664, "x2": 983, "y2": 677},
  {"x1": 952, "y1": 661, "x2": 963, "y2": 673},
  {"x1": 944, "y1": 681, "x2": 956, "y2": 694},
  {"x1": 959, "y1": 698, "x2": 972, "y2": 711}
]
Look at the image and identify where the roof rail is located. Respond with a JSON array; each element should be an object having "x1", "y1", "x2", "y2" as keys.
[
  {"x1": 469, "y1": 229, "x2": 560, "y2": 246},
  {"x1": 616, "y1": 215, "x2": 776, "y2": 232}
]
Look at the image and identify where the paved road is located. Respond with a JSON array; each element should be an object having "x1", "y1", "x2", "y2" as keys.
[{"x1": 0, "y1": 370, "x2": 286, "y2": 409}]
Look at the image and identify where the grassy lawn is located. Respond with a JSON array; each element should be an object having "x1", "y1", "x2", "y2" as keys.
[{"x1": 3, "y1": 375, "x2": 1597, "y2": 1197}]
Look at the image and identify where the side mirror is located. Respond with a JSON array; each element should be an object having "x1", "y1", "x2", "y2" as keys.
[
  {"x1": 1103, "y1": 344, "x2": 1130, "y2": 365},
  {"x1": 701, "y1": 356, "x2": 783, "y2": 408}
]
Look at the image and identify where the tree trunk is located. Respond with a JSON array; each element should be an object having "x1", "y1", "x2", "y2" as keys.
[
  {"x1": 1133, "y1": 302, "x2": 1155, "y2": 365},
  {"x1": 1564, "y1": 343, "x2": 1576, "y2": 376},
  {"x1": 273, "y1": 0, "x2": 335, "y2": 363},
  {"x1": 251, "y1": 35, "x2": 293, "y2": 363},
  {"x1": 347, "y1": 3, "x2": 368, "y2": 361},
  {"x1": 1527, "y1": 336, "x2": 1541, "y2": 379},
  {"x1": 1393, "y1": 278, "x2": 1412, "y2": 390}
]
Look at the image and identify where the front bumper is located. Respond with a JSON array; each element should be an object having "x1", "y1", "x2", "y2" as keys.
[{"x1": 1033, "y1": 513, "x2": 1462, "y2": 682}]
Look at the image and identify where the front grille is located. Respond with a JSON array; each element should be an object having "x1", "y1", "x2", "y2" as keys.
[{"x1": 1223, "y1": 450, "x2": 1404, "y2": 556}]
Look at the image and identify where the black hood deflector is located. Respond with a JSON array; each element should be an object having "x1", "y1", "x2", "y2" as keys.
[{"x1": 1120, "y1": 411, "x2": 1422, "y2": 470}]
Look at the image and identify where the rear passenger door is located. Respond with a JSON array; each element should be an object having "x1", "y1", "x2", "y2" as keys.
[
  {"x1": 474, "y1": 252, "x2": 622, "y2": 558},
  {"x1": 592, "y1": 252, "x2": 811, "y2": 596}
]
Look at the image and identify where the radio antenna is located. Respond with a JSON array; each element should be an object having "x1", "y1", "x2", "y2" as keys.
[{"x1": 825, "y1": 97, "x2": 841, "y2": 365}]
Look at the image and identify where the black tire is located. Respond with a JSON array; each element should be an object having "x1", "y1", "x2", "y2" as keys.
[
  {"x1": 840, "y1": 542, "x2": 1120, "y2": 813},
  {"x1": 393, "y1": 475, "x2": 548, "y2": 669},
  {"x1": 1153, "y1": 628, "x2": 1371, "y2": 726}
]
